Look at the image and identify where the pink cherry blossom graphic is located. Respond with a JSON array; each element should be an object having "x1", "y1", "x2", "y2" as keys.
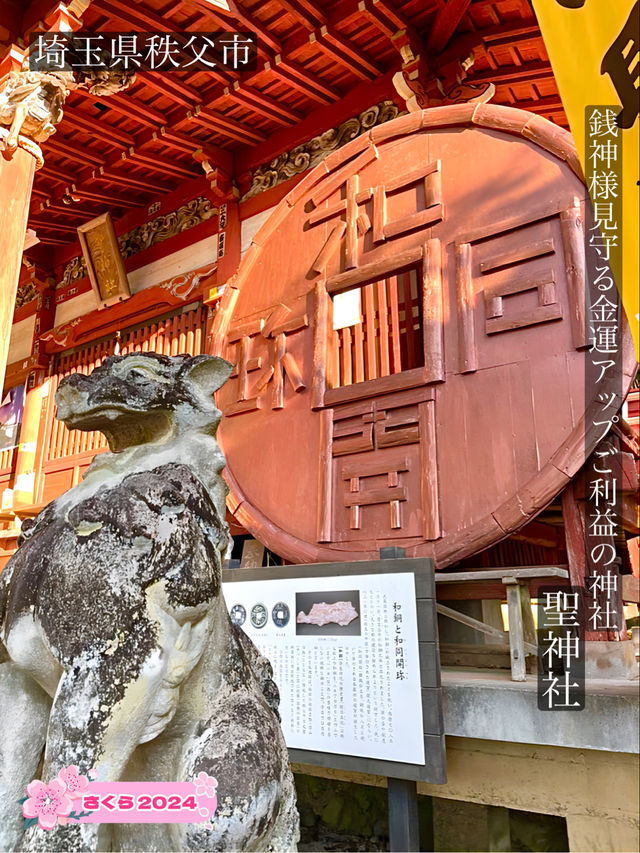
[
  {"x1": 194, "y1": 771, "x2": 218, "y2": 799},
  {"x1": 22, "y1": 779, "x2": 74, "y2": 830},
  {"x1": 57, "y1": 765, "x2": 89, "y2": 800}
]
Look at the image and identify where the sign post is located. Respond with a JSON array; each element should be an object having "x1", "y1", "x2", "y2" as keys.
[
  {"x1": 380, "y1": 547, "x2": 421, "y2": 852},
  {"x1": 222, "y1": 549, "x2": 445, "y2": 850}
]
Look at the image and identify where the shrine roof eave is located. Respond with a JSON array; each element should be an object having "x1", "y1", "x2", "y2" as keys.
[{"x1": 0, "y1": 0, "x2": 568, "y2": 267}]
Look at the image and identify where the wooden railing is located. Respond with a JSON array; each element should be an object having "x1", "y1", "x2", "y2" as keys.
[{"x1": 330, "y1": 268, "x2": 423, "y2": 389}]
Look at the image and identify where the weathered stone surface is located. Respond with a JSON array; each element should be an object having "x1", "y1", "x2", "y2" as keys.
[{"x1": 0, "y1": 353, "x2": 299, "y2": 852}]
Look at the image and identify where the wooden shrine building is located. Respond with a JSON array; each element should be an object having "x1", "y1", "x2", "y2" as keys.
[{"x1": 1, "y1": 2, "x2": 638, "y2": 851}]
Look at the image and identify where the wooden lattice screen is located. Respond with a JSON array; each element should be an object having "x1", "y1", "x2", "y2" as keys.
[{"x1": 330, "y1": 268, "x2": 424, "y2": 390}]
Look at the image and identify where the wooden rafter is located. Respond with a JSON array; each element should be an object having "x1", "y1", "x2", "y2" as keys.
[
  {"x1": 93, "y1": 167, "x2": 173, "y2": 194},
  {"x1": 62, "y1": 107, "x2": 135, "y2": 148},
  {"x1": 223, "y1": 80, "x2": 302, "y2": 125},
  {"x1": 357, "y1": 0, "x2": 401, "y2": 38},
  {"x1": 122, "y1": 148, "x2": 202, "y2": 179},
  {"x1": 44, "y1": 137, "x2": 106, "y2": 167},
  {"x1": 278, "y1": 0, "x2": 327, "y2": 29},
  {"x1": 188, "y1": 104, "x2": 267, "y2": 144},
  {"x1": 29, "y1": 219, "x2": 80, "y2": 234},
  {"x1": 267, "y1": 54, "x2": 340, "y2": 103},
  {"x1": 40, "y1": 165, "x2": 79, "y2": 185},
  {"x1": 39, "y1": 201, "x2": 101, "y2": 218},
  {"x1": 193, "y1": 0, "x2": 283, "y2": 52},
  {"x1": 67, "y1": 186, "x2": 146, "y2": 207},
  {"x1": 310, "y1": 26, "x2": 380, "y2": 80},
  {"x1": 98, "y1": 0, "x2": 174, "y2": 32},
  {"x1": 152, "y1": 127, "x2": 233, "y2": 172},
  {"x1": 470, "y1": 60, "x2": 554, "y2": 86},
  {"x1": 81, "y1": 91, "x2": 167, "y2": 129},
  {"x1": 37, "y1": 235, "x2": 74, "y2": 246},
  {"x1": 30, "y1": 186, "x2": 53, "y2": 199},
  {"x1": 427, "y1": 0, "x2": 472, "y2": 55},
  {"x1": 137, "y1": 71, "x2": 203, "y2": 108},
  {"x1": 358, "y1": 0, "x2": 410, "y2": 35}
]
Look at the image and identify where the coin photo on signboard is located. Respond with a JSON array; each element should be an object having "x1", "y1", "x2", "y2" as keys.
[
  {"x1": 229, "y1": 604, "x2": 246, "y2": 627},
  {"x1": 295, "y1": 590, "x2": 361, "y2": 637},
  {"x1": 250, "y1": 603, "x2": 268, "y2": 629},
  {"x1": 272, "y1": 602, "x2": 291, "y2": 627}
]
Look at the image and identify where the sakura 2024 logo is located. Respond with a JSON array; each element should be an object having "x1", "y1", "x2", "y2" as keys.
[{"x1": 20, "y1": 767, "x2": 218, "y2": 831}]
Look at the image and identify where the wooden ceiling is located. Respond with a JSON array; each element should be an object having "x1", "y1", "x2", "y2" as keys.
[{"x1": 2, "y1": 0, "x2": 567, "y2": 254}]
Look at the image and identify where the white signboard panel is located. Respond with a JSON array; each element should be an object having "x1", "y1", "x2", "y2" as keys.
[{"x1": 222, "y1": 572, "x2": 425, "y2": 765}]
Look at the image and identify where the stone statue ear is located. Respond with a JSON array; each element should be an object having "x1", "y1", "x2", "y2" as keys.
[{"x1": 180, "y1": 355, "x2": 233, "y2": 395}]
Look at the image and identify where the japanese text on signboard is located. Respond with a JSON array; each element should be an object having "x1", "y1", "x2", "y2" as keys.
[{"x1": 29, "y1": 32, "x2": 258, "y2": 72}]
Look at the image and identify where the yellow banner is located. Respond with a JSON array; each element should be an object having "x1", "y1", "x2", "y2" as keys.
[{"x1": 532, "y1": 0, "x2": 639, "y2": 359}]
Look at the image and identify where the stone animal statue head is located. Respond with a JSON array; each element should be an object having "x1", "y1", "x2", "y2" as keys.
[{"x1": 56, "y1": 352, "x2": 233, "y2": 453}]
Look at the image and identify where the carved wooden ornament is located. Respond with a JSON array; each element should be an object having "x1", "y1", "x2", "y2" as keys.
[{"x1": 211, "y1": 105, "x2": 636, "y2": 566}]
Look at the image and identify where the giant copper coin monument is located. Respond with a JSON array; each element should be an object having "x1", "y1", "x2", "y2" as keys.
[{"x1": 211, "y1": 104, "x2": 636, "y2": 566}]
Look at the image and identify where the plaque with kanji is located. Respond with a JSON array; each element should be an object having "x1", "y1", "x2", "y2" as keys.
[{"x1": 211, "y1": 105, "x2": 636, "y2": 566}]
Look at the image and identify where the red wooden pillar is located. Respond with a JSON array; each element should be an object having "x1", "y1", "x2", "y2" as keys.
[
  {"x1": 13, "y1": 276, "x2": 56, "y2": 507},
  {"x1": 216, "y1": 197, "x2": 241, "y2": 286},
  {"x1": 0, "y1": 138, "x2": 39, "y2": 393},
  {"x1": 205, "y1": 196, "x2": 241, "y2": 353}
]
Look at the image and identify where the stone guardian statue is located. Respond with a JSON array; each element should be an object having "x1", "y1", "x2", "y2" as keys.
[{"x1": 0, "y1": 352, "x2": 299, "y2": 852}]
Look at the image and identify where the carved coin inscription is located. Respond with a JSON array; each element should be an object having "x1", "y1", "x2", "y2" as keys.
[{"x1": 212, "y1": 105, "x2": 635, "y2": 566}]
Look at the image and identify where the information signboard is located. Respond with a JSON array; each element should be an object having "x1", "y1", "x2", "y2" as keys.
[
  {"x1": 223, "y1": 571, "x2": 424, "y2": 764},
  {"x1": 222, "y1": 557, "x2": 446, "y2": 784}
]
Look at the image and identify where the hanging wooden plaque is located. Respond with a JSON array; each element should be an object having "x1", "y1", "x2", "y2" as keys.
[{"x1": 77, "y1": 212, "x2": 131, "y2": 310}]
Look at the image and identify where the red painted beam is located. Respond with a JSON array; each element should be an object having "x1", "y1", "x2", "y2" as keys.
[
  {"x1": 122, "y1": 148, "x2": 202, "y2": 180},
  {"x1": 427, "y1": 0, "x2": 472, "y2": 55},
  {"x1": 93, "y1": 168, "x2": 173, "y2": 194},
  {"x1": 152, "y1": 127, "x2": 233, "y2": 173},
  {"x1": 470, "y1": 60, "x2": 554, "y2": 85},
  {"x1": 311, "y1": 25, "x2": 380, "y2": 80},
  {"x1": 136, "y1": 71, "x2": 202, "y2": 109},
  {"x1": 223, "y1": 81, "x2": 302, "y2": 125},
  {"x1": 37, "y1": 235, "x2": 73, "y2": 246},
  {"x1": 278, "y1": 0, "x2": 327, "y2": 28},
  {"x1": 98, "y1": 0, "x2": 174, "y2": 32},
  {"x1": 62, "y1": 107, "x2": 134, "y2": 148},
  {"x1": 150, "y1": 126, "x2": 202, "y2": 155},
  {"x1": 39, "y1": 201, "x2": 99, "y2": 219},
  {"x1": 480, "y1": 24, "x2": 542, "y2": 45},
  {"x1": 267, "y1": 55, "x2": 340, "y2": 104},
  {"x1": 79, "y1": 91, "x2": 166, "y2": 129},
  {"x1": 40, "y1": 164, "x2": 79, "y2": 185},
  {"x1": 189, "y1": 105, "x2": 266, "y2": 144},
  {"x1": 44, "y1": 137, "x2": 106, "y2": 167},
  {"x1": 364, "y1": 0, "x2": 414, "y2": 33},
  {"x1": 69, "y1": 187, "x2": 146, "y2": 208},
  {"x1": 192, "y1": 0, "x2": 283, "y2": 53},
  {"x1": 356, "y1": 0, "x2": 397, "y2": 38},
  {"x1": 29, "y1": 219, "x2": 79, "y2": 234}
]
